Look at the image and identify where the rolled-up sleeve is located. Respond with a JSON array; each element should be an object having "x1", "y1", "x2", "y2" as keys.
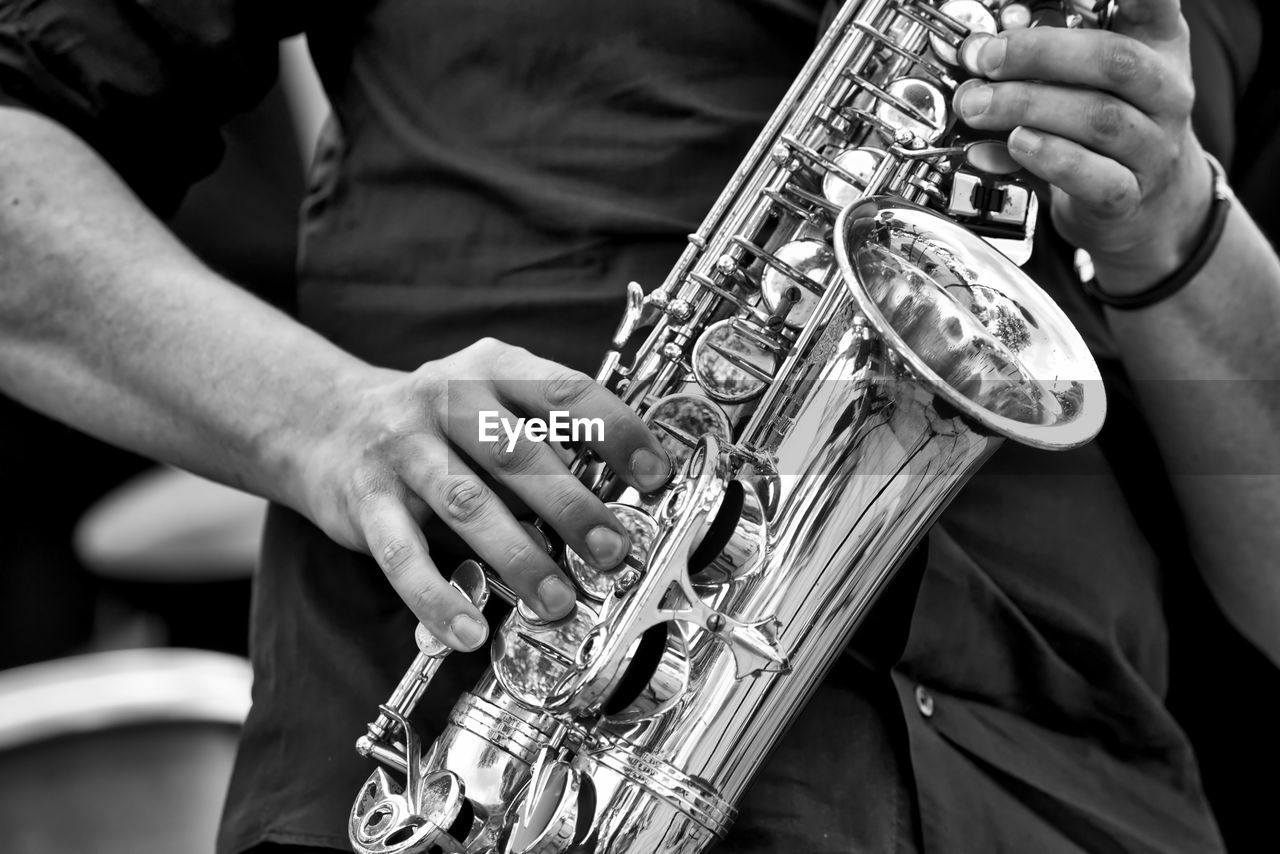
[{"x1": 0, "y1": 0, "x2": 305, "y2": 213}]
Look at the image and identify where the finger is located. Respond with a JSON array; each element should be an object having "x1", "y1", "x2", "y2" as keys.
[
  {"x1": 358, "y1": 492, "x2": 488, "y2": 651},
  {"x1": 446, "y1": 394, "x2": 634, "y2": 575},
  {"x1": 958, "y1": 29, "x2": 1190, "y2": 118},
  {"x1": 1005, "y1": 126, "x2": 1141, "y2": 216},
  {"x1": 489, "y1": 349, "x2": 673, "y2": 494},
  {"x1": 1110, "y1": 0, "x2": 1185, "y2": 43},
  {"x1": 405, "y1": 441, "x2": 585, "y2": 621},
  {"x1": 953, "y1": 79, "x2": 1164, "y2": 182}
]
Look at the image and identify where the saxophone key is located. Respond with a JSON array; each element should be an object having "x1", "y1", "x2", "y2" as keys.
[
  {"x1": 684, "y1": 272, "x2": 748, "y2": 309},
  {"x1": 359, "y1": 561, "x2": 491, "y2": 750},
  {"x1": 760, "y1": 239, "x2": 836, "y2": 329},
  {"x1": 507, "y1": 752, "x2": 591, "y2": 854},
  {"x1": 928, "y1": 1, "x2": 998, "y2": 67},
  {"x1": 644, "y1": 393, "x2": 733, "y2": 470},
  {"x1": 874, "y1": 78, "x2": 951, "y2": 144},
  {"x1": 963, "y1": 139, "x2": 1021, "y2": 176},
  {"x1": 492, "y1": 599, "x2": 602, "y2": 709},
  {"x1": 565, "y1": 502, "x2": 659, "y2": 602},
  {"x1": 691, "y1": 320, "x2": 780, "y2": 402},
  {"x1": 821, "y1": 146, "x2": 886, "y2": 208}
]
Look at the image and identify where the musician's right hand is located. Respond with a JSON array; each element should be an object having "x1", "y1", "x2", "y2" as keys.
[{"x1": 293, "y1": 337, "x2": 672, "y2": 651}]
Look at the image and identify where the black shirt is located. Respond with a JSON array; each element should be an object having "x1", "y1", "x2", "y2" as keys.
[{"x1": 0, "y1": 1, "x2": 1270, "y2": 851}]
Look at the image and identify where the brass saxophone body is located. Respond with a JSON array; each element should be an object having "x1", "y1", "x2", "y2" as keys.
[{"x1": 349, "y1": 2, "x2": 1107, "y2": 852}]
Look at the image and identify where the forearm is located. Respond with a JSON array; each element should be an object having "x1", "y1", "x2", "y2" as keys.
[
  {"x1": 0, "y1": 106, "x2": 681, "y2": 648},
  {"x1": 0, "y1": 106, "x2": 368, "y2": 508},
  {"x1": 1094, "y1": 204, "x2": 1280, "y2": 664}
]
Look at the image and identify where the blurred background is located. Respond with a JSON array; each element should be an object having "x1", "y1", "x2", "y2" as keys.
[{"x1": 0, "y1": 37, "x2": 326, "y2": 854}]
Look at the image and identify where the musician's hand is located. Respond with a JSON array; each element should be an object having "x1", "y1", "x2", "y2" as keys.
[
  {"x1": 954, "y1": 0, "x2": 1212, "y2": 294},
  {"x1": 294, "y1": 338, "x2": 671, "y2": 651}
]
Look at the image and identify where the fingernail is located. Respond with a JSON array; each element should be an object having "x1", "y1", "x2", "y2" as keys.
[
  {"x1": 585, "y1": 525, "x2": 629, "y2": 567},
  {"x1": 630, "y1": 448, "x2": 671, "y2": 493},
  {"x1": 959, "y1": 33, "x2": 991, "y2": 74},
  {"x1": 960, "y1": 33, "x2": 1006, "y2": 75},
  {"x1": 978, "y1": 35, "x2": 1007, "y2": 73},
  {"x1": 451, "y1": 614, "x2": 488, "y2": 650},
  {"x1": 537, "y1": 575, "x2": 577, "y2": 617},
  {"x1": 1008, "y1": 126, "x2": 1042, "y2": 155},
  {"x1": 957, "y1": 85, "x2": 992, "y2": 119}
]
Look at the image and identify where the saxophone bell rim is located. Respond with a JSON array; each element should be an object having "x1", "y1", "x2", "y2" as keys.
[{"x1": 833, "y1": 196, "x2": 1106, "y2": 451}]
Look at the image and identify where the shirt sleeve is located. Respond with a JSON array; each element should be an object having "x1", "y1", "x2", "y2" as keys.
[{"x1": 0, "y1": 0, "x2": 307, "y2": 214}]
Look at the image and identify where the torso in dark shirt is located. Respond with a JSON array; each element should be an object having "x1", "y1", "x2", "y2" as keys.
[{"x1": 0, "y1": 1, "x2": 1271, "y2": 851}]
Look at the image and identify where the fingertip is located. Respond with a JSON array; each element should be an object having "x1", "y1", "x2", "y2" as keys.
[
  {"x1": 448, "y1": 612, "x2": 489, "y2": 651},
  {"x1": 585, "y1": 524, "x2": 631, "y2": 569},
  {"x1": 959, "y1": 33, "x2": 991, "y2": 76},
  {"x1": 629, "y1": 446, "x2": 672, "y2": 494},
  {"x1": 535, "y1": 574, "x2": 578, "y2": 621},
  {"x1": 1008, "y1": 125, "x2": 1043, "y2": 157},
  {"x1": 953, "y1": 79, "x2": 992, "y2": 122},
  {"x1": 960, "y1": 32, "x2": 1007, "y2": 77}
]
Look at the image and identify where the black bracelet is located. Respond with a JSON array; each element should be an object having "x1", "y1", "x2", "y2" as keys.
[{"x1": 1080, "y1": 153, "x2": 1233, "y2": 310}]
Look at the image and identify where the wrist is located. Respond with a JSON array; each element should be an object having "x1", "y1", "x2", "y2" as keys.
[
  {"x1": 1085, "y1": 151, "x2": 1229, "y2": 308},
  {"x1": 1089, "y1": 147, "x2": 1216, "y2": 296},
  {"x1": 267, "y1": 360, "x2": 395, "y2": 520}
]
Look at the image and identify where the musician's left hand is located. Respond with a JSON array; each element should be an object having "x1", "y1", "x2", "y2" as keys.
[{"x1": 953, "y1": 0, "x2": 1210, "y2": 294}]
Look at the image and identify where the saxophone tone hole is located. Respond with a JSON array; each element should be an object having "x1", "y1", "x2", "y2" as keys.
[
  {"x1": 599, "y1": 621, "x2": 690, "y2": 723},
  {"x1": 689, "y1": 479, "x2": 766, "y2": 586}
]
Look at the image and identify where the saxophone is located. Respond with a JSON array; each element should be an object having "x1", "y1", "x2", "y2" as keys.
[{"x1": 350, "y1": 2, "x2": 1110, "y2": 852}]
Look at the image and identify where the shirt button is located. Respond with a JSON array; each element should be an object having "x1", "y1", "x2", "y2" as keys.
[{"x1": 914, "y1": 684, "x2": 935, "y2": 718}]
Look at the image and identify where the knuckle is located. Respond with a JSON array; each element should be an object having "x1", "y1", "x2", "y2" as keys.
[
  {"x1": 379, "y1": 538, "x2": 417, "y2": 579},
  {"x1": 1157, "y1": 140, "x2": 1182, "y2": 179},
  {"x1": 1167, "y1": 77, "x2": 1195, "y2": 117},
  {"x1": 488, "y1": 340, "x2": 530, "y2": 379},
  {"x1": 500, "y1": 537, "x2": 545, "y2": 577},
  {"x1": 1144, "y1": 60, "x2": 1193, "y2": 118},
  {"x1": 410, "y1": 583, "x2": 452, "y2": 627},
  {"x1": 546, "y1": 482, "x2": 599, "y2": 528},
  {"x1": 1101, "y1": 43, "x2": 1142, "y2": 86},
  {"x1": 351, "y1": 466, "x2": 393, "y2": 510},
  {"x1": 410, "y1": 366, "x2": 448, "y2": 412},
  {"x1": 363, "y1": 424, "x2": 416, "y2": 463},
  {"x1": 440, "y1": 477, "x2": 490, "y2": 526},
  {"x1": 1171, "y1": 15, "x2": 1191, "y2": 44},
  {"x1": 540, "y1": 370, "x2": 595, "y2": 410},
  {"x1": 469, "y1": 336, "x2": 504, "y2": 357},
  {"x1": 487, "y1": 434, "x2": 539, "y2": 473},
  {"x1": 1086, "y1": 99, "x2": 1124, "y2": 140},
  {"x1": 1099, "y1": 176, "x2": 1134, "y2": 213}
]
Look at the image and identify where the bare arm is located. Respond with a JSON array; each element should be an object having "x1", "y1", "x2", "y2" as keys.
[
  {"x1": 956, "y1": 1, "x2": 1280, "y2": 664},
  {"x1": 0, "y1": 106, "x2": 671, "y2": 650},
  {"x1": 1101, "y1": 205, "x2": 1280, "y2": 665},
  {"x1": 0, "y1": 107, "x2": 363, "y2": 504}
]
